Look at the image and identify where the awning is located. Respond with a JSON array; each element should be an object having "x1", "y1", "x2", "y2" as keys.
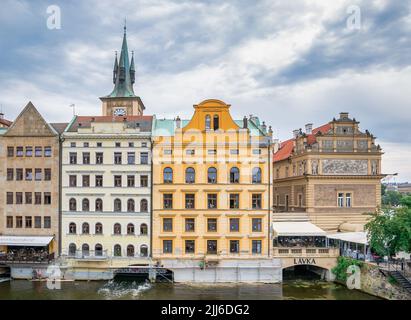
[
  {"x1": 272, "y1": 222, "x2": 327, "y2": 237},
  {"x1": 327, "y1": 232, "x2": 368, "y2": 245},
  {"x1": 0, "y1": 236, "x2": 54, "y2": 247}
]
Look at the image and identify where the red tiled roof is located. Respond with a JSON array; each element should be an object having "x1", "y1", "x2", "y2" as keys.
[
  {"x1": 0, "y1": 118, "x2": 12, "y2": 127},
  {"x1": 273, "y1": 123, "x2": 331, "y2": 162}
]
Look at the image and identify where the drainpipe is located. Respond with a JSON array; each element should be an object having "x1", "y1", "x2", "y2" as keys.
[
  {"x1": 58, "y1": 136, "x2": 64, "y2": 256},
  {"x1": 268, "y1": 143, "x2": 271, "y2": 258},
  {"x1": 150, "y1": 139, "x2": 153, "y2": 260}
]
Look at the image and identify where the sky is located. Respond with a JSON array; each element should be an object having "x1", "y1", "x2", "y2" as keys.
[{"x1": 0, "y1": 0, "x2": 410, "y2": 181}]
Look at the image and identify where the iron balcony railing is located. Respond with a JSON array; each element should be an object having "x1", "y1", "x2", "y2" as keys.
[{"x1": 0, "y1": 252, "x2": 55, "y2": 264}]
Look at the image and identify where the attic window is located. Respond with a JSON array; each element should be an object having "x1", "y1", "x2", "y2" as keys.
[
  {"x1": 213, "y1": 115, "x2": 219, "y2": 130},
  {"x1": 205, "y1": 115, "x2": 211, "y2": 130}
]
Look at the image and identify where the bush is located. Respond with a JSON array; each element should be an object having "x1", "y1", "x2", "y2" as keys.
[{"x1": 332, "y1": 256, "x2": 363, "y2": 282}]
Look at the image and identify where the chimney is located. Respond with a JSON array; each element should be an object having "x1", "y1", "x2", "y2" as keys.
[
  {"x1": 293, "y1": 129, "x2": 299, "y2": 139},
  {"x1": 176, "y1": 116, "x2": 181, "y2": 129},
  {"x1": 305, "y1": 123, "x2": 313, "y2": 134},
  {"x1": 243, "y1": 116, "x2": 248, "y2": 129},
  {"x1": 339, "y1": 112, "x2": 349, "y2": 120}
]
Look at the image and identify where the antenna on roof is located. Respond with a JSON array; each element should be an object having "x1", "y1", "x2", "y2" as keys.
[{"x1": 69, "y1": 104, "x2": 76, "y2": 117}]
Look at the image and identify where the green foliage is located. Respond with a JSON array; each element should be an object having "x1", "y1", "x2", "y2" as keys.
[
  {"x1": 388, "y1": 275, "x2": 398, "y2": 285},
  {"x1": 332, "y1": 256, "x2": 363, "y2": 282},
  {"x1": 381, "y1": 183, "x2": 387, "y2": 196},
  {"x1": 382, "y1": 191, "x2": 403, "y2": 207}
]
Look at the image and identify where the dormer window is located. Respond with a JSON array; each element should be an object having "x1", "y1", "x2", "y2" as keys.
[
  {"x1": 205, "y1": 115, "x2": 211, "y2": 130},
  {"x1": 213, "y1": 115, "x2": 219, "y2": 130}
]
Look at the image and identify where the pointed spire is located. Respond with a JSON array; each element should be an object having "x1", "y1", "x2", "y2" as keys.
[{"x1": 130, "y1": 51, "x2": 135, "y2": 84}]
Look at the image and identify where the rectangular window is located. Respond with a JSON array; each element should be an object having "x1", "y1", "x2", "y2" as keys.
[
  {"x1": 186, "y1": 149, "x2": 195, "y2": 155},
  {"x1": 25, "y1": 192, "x2": 32, "y2": 204},
  {"x1": 252, "y1": 240, "x2": 262, "y2": 254},
  {"x1": 163, "y1": 218, "x2": 173, "y2": 232},
  {"x1": 114, "y1": 152, "x2": 122, "y2": 164},
  {"x1": 207, "y1": 218, "x2": 217, "y2": 232},
  {"x1": 207, "y1": 194, "x2": 217, "y2": 209},
  {"x1": 70, "y1": 142, "x2": 76, "y2": 148},
  {"x1": 7, "y1": 168, "x2": 13, "y2": 181},
  {"x1": 34, "y1": 216, "x2": 42, "y2": 228},
  {"x1": 207, "y1": 149, "x2": 217, "y2": 155},
  {"x1": 140, "y1": 175, "x2": 148, "y2": 187},
  {"x1": 6, "y1": 216, "x2": 13, "y2": 228},
  {"x1": 207, "y1": 240, "x2": 218, "y2": 255},
  {"x1": 142, "y1": 142, "x2": 147, "y2": 148},
  {"x1": 83, "y1": 142, "x2": 89, "y2": 148},
  {"x1": 185, "y1": 218, "x2": 195, "y2": 232},
  {"x1": 6, "y1": 192, "x2": 13, "y2": 204},
  {"x1": 44, "y1": 147, "x2": 52, "y2": 157},
  {"x1": 44, "y1": 169, "x2": 51, "y2": 181},
  {"x1": 69, "y1": 175, "x2": 77, "y2": 187},
  {"x1": 163, "y1": 149, "x2": 172, "y2": 155},
  {"x1": 35, "y1": 192, "x2": 42, "y2": 205},
  {"x1": 252, "y1": 218, "x2": 262, "y2": 232},
  {"x1": 252, "y1": 149, "x2": 262, "y2": 155},
  {"x1": 16, "y1": 216, "x2": 23, "y2": 228},
  {"x1": 128, "y1": 142, "x2": 134, "y2": 147},
  {"x1": 185, "y1": 240, "x2": 195, "y2": 254},
  {"x1": 7, "y1": 147, "x2": 14, "y2": 157},
  {"x1": 44, "y1": 216, "x2": 51, "y2": 229},
  {"x1": 16, "y1": 169, "x2": 23, "y2": 181},
  {"x1": 16, "y1": 192, "x2": 23, "y2": 204},
  {"x1": 252, "y1": 194, "x2": 262, "y2": 209},
  {"x1": 115, "y1": 142, "x2": 121, "y2": 148},
  {"x1": 230, "y1": 149, "x2": 239, "y2": 155},
  {"x1": 127, "y1": 175, "x2": 135, "y2": 187},
  {"x1": 82, "y1": 175, "x2": 90, "y2": 187},
  {"x1": 140, "y1": 152, "x2": 148, "y2": 164},
  {"x1": 25, "y1": 169, "x2": 32, "y2": 181},
  {"x1": 69, "y1": 152, "x2": 77, "y2": 164},
  {"x1": 96, "y1": 152, "x2": 104, "y2": 164},
  {"x1": 82, "y1": 152, "x2": 90, "y2": 164},
  {"x1": 97, "y1": 142, "x2": 102, "y2": 147},
  {"x1": 338, "y1": 193, "x2": 344, "y2": 207},
  {"x1": 95, "y1": 175, "x2": 103, "y2": 187},
  {"x1": 163, "y1": 194, "x2": 173, "y2": 209},
  {"x1": 114, "y1": 175, "x2": 122, "y2": 187},
  {"x1": 44, "y1": 193, "x2": 51, "y2": 205},
  {"x1": 229, "y1": 218, "x2": 240, "y2": 232},
  {"x1": 35, "y1": 146, "x2": 42, "y2": 157},
  {"x1": 163, "y1": 240, "x2": 173, "y2": 254},
  {"x1": 346, "y1": 193, "x2": 352, "y2": 207},
  {"x1": 127, "y1": 152, "x2": 135, "y2": 164},
  {"x1": 230, "y1": 240, "x2": 240, "y2": 253},
  {"x1": 185, "y1": 194, "x2": 195, "y2": 209},
  {"x1": 25, "y1": 216, "x2": 32, "y2": 228},
  {"x1": 16, "y1": 146, "x2": 24, "y2": 157},
  {"x1": 26, "y1": 146, "x2": 33, "y2": 157},
  {"x1": 229, "y1": 194, "x2": 240, "y2": 209},
  {"x1": 35, "y1": 168, "x2": 42, "y2": 181}
]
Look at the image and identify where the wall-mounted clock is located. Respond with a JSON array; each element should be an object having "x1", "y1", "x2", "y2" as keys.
[{"x1": 114, "y1": 108, "x2": 126, "y2": 116}]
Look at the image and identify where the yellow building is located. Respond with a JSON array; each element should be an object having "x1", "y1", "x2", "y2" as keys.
[{"x1": 152, "y1": 99, "x2": 274, "y2": 271}]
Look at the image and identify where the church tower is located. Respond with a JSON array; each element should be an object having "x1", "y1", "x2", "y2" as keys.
[{"x1": 100, "y1": 25, "x2": 145, "y2": 116}]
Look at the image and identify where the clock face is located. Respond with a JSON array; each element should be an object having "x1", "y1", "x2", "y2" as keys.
[{"x1": 114, "y1": 108, "x2": 126, "y2": 116}]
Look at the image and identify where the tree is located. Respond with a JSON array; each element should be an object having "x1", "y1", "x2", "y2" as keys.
[{"x1": 382, "y1": 191, "x2": 403, "y2": 207}]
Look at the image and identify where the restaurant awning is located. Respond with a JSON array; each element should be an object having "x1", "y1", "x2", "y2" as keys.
[
  {"x1": 0, "y1": 236, "x2": 54, "y2": 247},
  {"x1": 272, "y1": 222, "x2": 327, "y2": 237},
  {"x1": 327, "y1": 232, "x2": 368, "y2": 245}
]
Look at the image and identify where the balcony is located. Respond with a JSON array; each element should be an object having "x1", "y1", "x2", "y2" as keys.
[
  {"x1": 63, "y1": 250, "x2": 109, "y2": 261},
  {"x1": 0, "y1": 252, "x2": 55, "y2": 265}
]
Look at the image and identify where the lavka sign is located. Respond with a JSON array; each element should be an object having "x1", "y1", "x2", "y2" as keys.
[{"x1": 293, "y1": 258, "x2": 316, "y2": 265}]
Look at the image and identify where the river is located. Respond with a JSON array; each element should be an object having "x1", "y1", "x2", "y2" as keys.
[{"x1": 0, "y1": 279, "x2": 379, "y2": 300}]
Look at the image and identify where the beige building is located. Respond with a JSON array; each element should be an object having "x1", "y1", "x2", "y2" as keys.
[{"x1": 273, "y1": 112, "x2": 384, "y2": 232}]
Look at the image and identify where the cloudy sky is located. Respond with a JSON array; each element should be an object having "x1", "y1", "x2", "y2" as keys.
[{"x1": 0, "y1": 0, "x2": 410, "y2": 181}]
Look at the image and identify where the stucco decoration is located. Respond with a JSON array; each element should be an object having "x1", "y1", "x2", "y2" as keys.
[{"x1": 322, "y1": 159, "x2": 368, "y2": 175}]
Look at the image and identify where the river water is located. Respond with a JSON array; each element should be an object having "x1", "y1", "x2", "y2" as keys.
[{"x1": 0, "y1": 279, "x2": 378, "y2": 300}]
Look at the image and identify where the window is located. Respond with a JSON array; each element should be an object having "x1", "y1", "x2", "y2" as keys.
[
  {"x1": 96, "y1": 152, "x2": 103, "y2": 164},
  {"x1": 69, "y1": 152, "x2": 77, "y2": 164},
  {"x1": 114, "y1": 244, "x2": 122, "y2": 257},
  {"x1": 140, "y1": 152, "x2": 148, "y2": 164},
  {"x1": 230, "y1": 240, "x2": 239, "y2": 253},
  {"x1": 185, "y1": 167, "x2": 195, "y2": 183},
  {"x1": 6, "y1": 216, "x2": 13, "y2": 228},
  {"x1": 207, "y1": 194, "x2": 217, "y2": 209},
  {"x1": 140, "y1": 175, "x2": 148, "y2": 187},
  {"x1": 35, "y1": 147, "x2": 42, "y2": 157},
  {"x1": 186, "y1": 149, "x2": 195, "y2": 155},
  {"x1": 69, "y1": 244, "x2": 77, "y2": 256},
  {"x1": 213, "y1": 115, "x2": 219, "y2": 130},
  {"x1": 207, "y1": 240, "x2": 217, "y2": 254},
  {"x1": 114, "y1": 223, "x2": 121, "y2": 235},
  {"x1": 207, "y1": 218, "x2": 217, "y2": 232},
  {"x1": 16, "y1": 192, "x2": 23, "y2": 204},
  {"x1": 115, "y1": 142, "x2": 121, "y2": 148},
  {"x1": 163, "y1": 240, "x2": 173, "y2": 254},
  {"x1": 82, "y1": 175, "x2": 90, "y2": 187},
  {"x1": 163, "y1": 218, "x2": 173, "y2": 232},
  {"x1": 16, "y1": 216, "x2": 23, "y2": 228},
  {"x1": 252, "y1": 240, "x2": 262, "y2": 254},
  {"x1": 44, "y1": 169, "x2": 51, "y2": 181},
  {"x1": 44, "y1": 147, "x2": 52, "y2": 157},
  {"x1": 128, "y1": 142, "x2": 134, "y2": 147},
  {"x1": 16, "y1": 146, "x2": 23, "y2": 157},
  {"x1": 163, "y1": 167, "x2": 173, "y2": 183},
  {"x1": 142, "y1": 142, "x2": 147, "y2": 148},
  {"x1": 127, "y1": 152, "x2": 135, "y2": 164},
  {"x1": 338, "y1": 193, "x2": 344, "y2": 207},
  {"x1": 229, "y1": 194, "x2": 239, "y2": 209},
  {"x1": 346, "y1": 193, "x2": 352, "y2": 207},
  {"x1": 69, "y1": 175, "x2": 77, "y2": 187},
  {"x1": 114, "y1": 199, "x2": 122, "y2": 212},
  {"x1": 82, "y1": 152, "x2": 90, "y2": 164},
  {"x1": 7, "y1": 147, "x2": 14, "y2": 157},
  {"x1": 127, "y1": 199, "x2": 135, "y2": 212},
  {"x1": 95, "y1": 223, "x2": 103, "y2": 235},
  {"x1": 127, "y1": 175, "x2": 135, "y2": 187},
  {"x1": 230, "y1": 167, "x2": 240, "y2": 183},
  {"x1": 252, "y1": 167, "x2": 262, "y2": 184},
  {"x1": 35, "y1": 168, "x2": 42, "y2": 181},
  {"x1": 298, "y1": 194, "x2": 303, "y2": 207},
  {"x1": 16, "y1": 169, "x2": 23, "y2": 181},
  {"x1": 26, "y1": 147, "x2": 33, "y2": 157},
  {"x1": 69, "y1": 198, "x2": 77, "y2": 211},
  {"x1": 185, "y1": 240, "x2": 195, "y2": 254},
  {"x1": 252, "y1": 218, "x2": 262, "y2": 232},
  {"x1": 252, "y1": 149, "x2": 262, "y2": 155},
  {"x1": 35, "y1": 192, "x2": 42, "y2": 205},
  {"x1": 82, "y1": 223, "x2": 90, "y2": 234},
  {"x1": 114, "y1": 152, "x2": 122, "y2": 164},
  {"x1": 69, "y1": 223, "x2": 76, "y2": 234},
  {"x1": 140, "y1": 224, "x2": 148, "y2": 235},
  {"x1": 208, "y1": 149, "x2": 217, "y2": 155},
  {"x1": 229, "y1": 218, "x2": 240, "y2": 232},
  {"x1": 185, "y1": 218, "x2": 195, "y2": 232},
  {"x1": 95, "y1": 175, "x2": 103, "y2": 187},
  {"x1": 205, "y1": 115, "x2": 211, "y2": 130},
  {"x1": 127, "y1": 245, "x2": 135, "y2": 257},
  {"x1": 114, "y1": 175, "x2": 122, "y2": 187},
  {"x1": 25, "y1": 192, "x2": 32, "y2": 204},
  {"x1": 7, "y1": 169, "x2": 13, "y2": 181},
  {"x1": 252, "y1": 194, "x2": 262, "y2": 209},
  {"x1": 6, "y1": 192, "x2": 13, "y2": 205},
  {"x1": 207, "y1": 167, "x2": 217, "y2": 183},
  {"x1": 164, "y1": 149, "x2": 172, "y2": 155},
  {"x1": 97, "y1": 142, "x2": 102, "y2": 147},
  {"x1": 82, "y1": 244, "x2": 90, "y2": 256},
  {"x1": 163, "y1": 194, "x2": 173, "y2": 209},
  {"x1": 230, "y1": 149, "x2": 239, "y2": 155},
  {"x1": 83, "y1": 142, "x2": 89, "y2": 148},
  {"x1": 34, "y1": 216, "x2": 41, "y2": 228},
  {"x1": 127, "y1": 223, "x2": 135, "y2": 235},
  {"x1": 95, "y1": 244, "x2": 103, "y2": 256},
  {"x1": 185, "y1": 194, "x2": 195, "y2": 209},
  {"x1": 25, "y1": 169, "x2": 33, "y2": 181},
  {"x1": 95, "y1": 199, "x2": 103, "y2": 212},
  {"x1": 140, "y1": 199, "x2": 148, "y2": 212},
  {"x1": 82, "y1": 198, "x2": 89, "y2": 211},
  {"x1": 70, "y1": 142, "x2": 76, "y2": 148}
]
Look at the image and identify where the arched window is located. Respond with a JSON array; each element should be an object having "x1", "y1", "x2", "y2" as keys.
[
  {"x1": 69, "y1": 222, "x2": 76, "y2": 234},
  {"x1": 114, "y1": 199, "x2": 122, "y2": 212},
  {"x1": 163, "y1": 167, "x2": 173, "y2": 183},
  {"x1": 95, "y1": 198, "x2": 103, "y2": 212},
  {"x1": 205, "y1": 115, "x2": 211, "y2": 130},
  {"x1": 82, "y1": 244, "x2": 89, "y2": 256},
  {"x1": 127, "y1": 199, "x2": 135, "y2": 212},
  {"x1": 140, "y1": 245, "x2": 148, "y2": 257},
  {"x1": 95, "y1": 222, "x2": 103, "y2": 234},
  {"x1": 185, "y1": 167, "x2": 195, "y2": 184},
  {"x1": 82, "y1": 222, "x2": 90, "y2": 234},
  {"x1": 95, "y1": 244, "x2": 103, "y2": 256},
  {"x1": 207, "y1": 167, "x2": 217, "y2": 184},
  {"x1": 114, "y1": 223, "x2": 121, "y2": 235},
  {"x1": 127, "y1": 245, "x2": 135, "y2": 257},
  {"x1": 252, "y1": 167, "x2": 262, "y2": 184},
  {"x1": 140, "y1": 223, "x2": 148, "y2": 235},
  {"x1": 140, "y1": 199, "x2": 148, "y2": 212},
  {"x1": 127, "y1": 223, "x2": 135, "y2": 235},
  {"x1": 82, "y1": 198, "x2": 89, "y2": 212},
  {"x1": 68, "y1": 243, "x2": 76, "y2": 256},
  {"x1": 69, "y1": 198, "x2": 77, "y2": 211},
  {"x1": 213, "y1": 115, "x2": 219, "y2": 130},
  {"x1": 230, "y1": 167, "x2": 240, "y2": 183},
  {"x1": 114, "y1": 244, "x2": 122, "y2": 257}
]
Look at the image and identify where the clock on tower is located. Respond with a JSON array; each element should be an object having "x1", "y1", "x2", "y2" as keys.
[{"x1": 114, "y1": 108, "x2": 126, "y2": 116}]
